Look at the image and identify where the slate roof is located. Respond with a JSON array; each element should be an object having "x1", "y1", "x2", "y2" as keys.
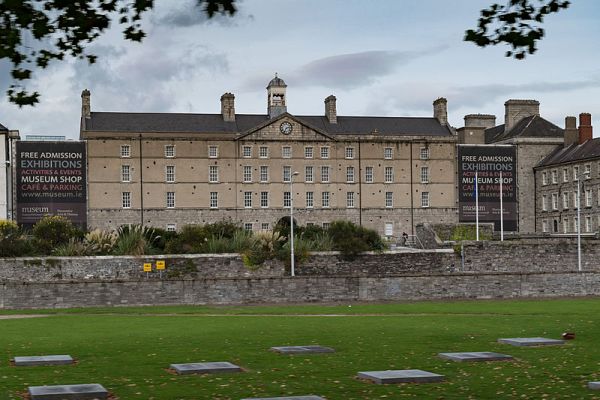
[
  {"x1": 83, "y1": 112, "x2": 453, "y2": 137},
  {"x1": 485, "y1": 115, "x2": 563, "y2": 143},
  {"x1": 536, "y1": 138, "x2": 600, "y2": 168},
  {"x1": 0, "y1": 122, "x2": 7, "y2": 132}
]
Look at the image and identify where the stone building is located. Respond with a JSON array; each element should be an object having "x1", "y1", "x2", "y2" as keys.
[
  {"x1": 80, "y1": 76, "x2": 458, "y2": 237},
  {"x1": 535, "y1": 113, "x2": 599, "y2": 234},
  {"x1": 457, "y1": 100, "x2": 564, "y2": 233}
]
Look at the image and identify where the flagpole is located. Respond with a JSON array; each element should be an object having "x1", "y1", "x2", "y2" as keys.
[
  {"x1": 475, "y1": 170, "x2": 479, "y2": 241},
  {"x1": 500, "y1": 171, "x2": 504, "y2": 241}
]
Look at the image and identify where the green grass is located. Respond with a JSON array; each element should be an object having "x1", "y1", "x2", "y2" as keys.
[{"x1": 2, "y1": 298, "x2": 600, "y2": 399}]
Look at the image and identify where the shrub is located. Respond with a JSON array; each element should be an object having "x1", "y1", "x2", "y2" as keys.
[
  {"x1": 0, "y1": 219, "x2": 33, "y2": 257},
  {"x1": 164, "y1": 225, "x2": 208, "y2": 254},
  {"x1": 52, "y1": 238, "x2": 93, "y2": 256},
  {"x1": 328, "y1": 220, "x2": 385, "y2": 260},
  {"x1": 113, "y1": 225, "x2": 160, "y2": 256},
  {"x1": 203, "y1": 221, "x2": 242, "y2": 240},
  {"x1": 84, "y1": 229, "x2": 117, "y2": 255},
  {"x1": 150, "y1": 227, "x2": 178, "y2": 252},
  {"x1": 32, "y1": 215, "x2": 81, "y2": 254},
  {"x1": 275, "y1": 236, "x2": 311, "y2": 268}
]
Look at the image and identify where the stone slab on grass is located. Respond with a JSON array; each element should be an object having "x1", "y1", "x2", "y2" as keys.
[
  {"x1": 357, "y1": 369, "x2": 444, "y2": 384},
  {"x1": 28, "y1": 383, "x2": 108, "y2": 400},
  {"x1": 270, "y1": 346, "x2": 335, "y2": 354},
  {"x1": 438, "y1": 352, "x2": 513, "y2": 362},
  {"x1": 14, "y1": 355, "x2": 74, "y2": 366},
  {"x1": 170, "y1": 361, "x2": 242, "y2": 375},
  {"x1": 498, "y1": 337, "x2": 565, "y2": 347},
  {"x1": 589, "y1": 382, "x2": 600, "y2": 390},
  {"x1": 241, "y1": 396, "x2": 325, "y2": 400}
]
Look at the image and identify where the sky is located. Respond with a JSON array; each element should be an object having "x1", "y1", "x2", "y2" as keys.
[{"x1": 0, "y1": 0, "x2": 599, "y2": 139}]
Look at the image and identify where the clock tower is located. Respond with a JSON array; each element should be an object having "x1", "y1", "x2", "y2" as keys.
[{"x1": 267, "y1": 73, "x2": 287, "y2": 119}]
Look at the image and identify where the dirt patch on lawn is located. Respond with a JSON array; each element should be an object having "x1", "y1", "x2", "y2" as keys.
[{"x1": 0, "y1": 314, "x2": 50, "y2": 320}]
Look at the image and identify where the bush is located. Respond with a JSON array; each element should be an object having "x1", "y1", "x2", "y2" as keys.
[
  {"x1": 164, "y1": 225, "x2": 208, "y2": 254},
  {"x1": 84, "y1": 229, "x2": 117, "y2": 255},
  {"x1": 0, "y1": 220, "x2": 33, "y2": 257},
  {"x1": 203, "y1": 221, "x2": 242, "y2": 240},
  {"x1": 32, "y1": 215, "x2": 82, "y2": 254},
  {"x1": 52, "y1": 238, "x2": 94, "y2": 256},
  {"x1": 113, "y1": 225, "x2": 160, "y2": 255},
  {"x1": 328, "y1": 220, "x2": 385, "y2": 260}
]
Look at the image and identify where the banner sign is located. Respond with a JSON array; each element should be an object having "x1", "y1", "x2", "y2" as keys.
[
  {"x1": 16, "y1": 141, "x2": 87, "y2": 228},
  {"x1": 458, "y1": 145, "x2": 517, "y2": 231}
]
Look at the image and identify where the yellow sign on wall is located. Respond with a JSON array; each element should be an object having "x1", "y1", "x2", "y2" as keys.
[
  {"x1": 143, "y1": 263, "x2": 152, "y2": 272},
  {"x1": 156, "y1": 260, "x2": 166, "y2": 270}
]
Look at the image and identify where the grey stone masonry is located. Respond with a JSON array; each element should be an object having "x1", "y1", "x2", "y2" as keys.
[
  {"x1": 438, "y1": 352, "x2": 513, "y2": 362},
  {"x1": 170, "y1": 362, "x2": 242, "y2": 375},
  {"x1": 357, "y1": 369, "x2": 444, "y2": 384},
  {"x1": 270, "y1": 346, "x2": 335, "y2": 354},
  {"x1": 28, "y1": 384, "x2": 108, "y2": 400},
  {"x1": 14, "y1": 355, "x2": 74, "y2": 366},
  {"x1": 498, "y1": 337, "x2": 565, "y2": 346},
  {"x1": 588, "y1": 382, "x2": 600, "y2": 390}
]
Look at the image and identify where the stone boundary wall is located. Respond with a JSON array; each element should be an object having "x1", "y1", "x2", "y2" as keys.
[{"x1": 1, "y1": 271, "x2": 599, "y2": 309}]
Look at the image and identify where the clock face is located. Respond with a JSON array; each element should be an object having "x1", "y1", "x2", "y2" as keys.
[{"x1": 280, "y1": 122, "x2": 293, "y2": 135}]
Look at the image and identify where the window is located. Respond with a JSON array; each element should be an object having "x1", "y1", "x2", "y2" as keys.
[
  {"x1": 260, "y1": 166, "x2": 269, "y2": 182},
  {"x1": 165, "y1": 145, "x2": 175, "y2": 158},
  {"x1": 365, "y1": 166, "x2": 374, "y2": 183},
  {"x1": 542, "y1": 195, "x2": 548, "y2": 211},
  {"x1": 563, "y1": 192, "x2": 569, "y2": 209},
  {"x1": 209, "y1": 166, "x2": 219, "y2": 183},
  {"x1": 563, "y1": 168, "x2": 569, "y2": 182},
  {"x1": 121, "y1": 165, "x2": 131, "y2": 182},
  {"x1": 345, "y1": 147, "x2": 354, "y2": 159},
  {"x1": 585, "y1": 164, "x2": 591, "y2": 178},
  {"x1": 120, "y1": 145, "x2": 130, "y2": 158},
  {"x1": 384, "y1": 166, "x2": 393, "y2": 183},
  {"x1": 385, "y1": 192, "x2": 393, "y2": 208},
  {"x1": 574, "y1": 191, "x2": 579, "y2": 208},
  {"x1": 244, "y1": 191, "x2": 252, "y2": 208},
  {"x1": 283, "y1": 166, "x2": 291, "y2": 183},
  {"x1": 420, "y1": 166, "x2": 429, "y2": 183},
  {"x1": 574, "y1": 217, "x2": 579, "y2": 232},
  {"x1": 563, "y1": 218, "x2": 569, "y2": 233},
  {"x1": 305, "y1": 166, "x2": 314, "y2": 183},
  {"x1": 166, "y1": 165, "x2": 175, "y2": 183},
  {"x1": 166, "y1": 192, "x2": 175, "y2": 208},
  {"x1": 346, "y1": 191, "x2": 355, "y2": 208},
  {"x1": 551, "y1": 193, "x2": 558, "y2": 210},
  {"x1": 242, "y1": 145, "x2": 252, "y2": 158},
  {"x1": 542, "y1": 220, "x2": 548, "y2": 233},
  {"x1": 304, "y1": 146, "x2": 313, "y2": 159},
  {"x1": 346, "y1": 166, "x2": 355, "y2": 183},
  {"x1": 574, "y1": 166, "x2": 580, "y2": 180},
  {"x1": 282, "y1": 146, "x2": 291, "y2": 158},
  {"x1": 210, "y1": 192, "x2": 218, "y2": 208},
  {"x1": 260, "y1": 191, "x2": 269, "y2": 208},
  {"x1": 598, "y1": 188, "x2": 600, "y2": 206},
  {"x1": 420, "y1": 147, "x2": 429, "y2": 160},
  {"x1": 322, "y1": 191, "x2": 330, "y2": 208},
  {"x1": 166, "y1": 224, "x2": 177, "y2": 232},
  {"x1": 320, "y1": 146, "x2": 329, "y2": 159},
  {"x1": 259, "y1": 146, "x2": 268, "y2": 158},
  {"x1": 586, "y1": 216, "x2": 592, "y2": 233},
  {"x1": 208, "y1": 145, "x2": 218, "y2": 158},
  {"x1": 306, "y1": 191, "x2": 314, "y2": 208},
  {"x1": 586, "y1": 189, "x2": 592, "y2": 207},
  {"x1": 384, "y1": 223, "x2": 393, "y2": 236},
  {"x1": 244, "y1": 223, "x2": 253, "y2": 231},
  {"x1": 322, "y1": 222, "x2": 330, "y2": 229},
  {"x1": 122, "y1": 192, "x2": 131, "y2": 208},
  {"x1": 542, "y1": 172, "x2": 548, "y2": 185},
  {"x1": 283, "y1": 192, "x2": 291, "y2": 208},
  {"x1": 551, "y1": 170, "x2": 558, "y2": 184},
  {"x1": 384, "y1": 147, "x2": 393, "y2": 159},
  {"x1": 421, "y1": 192, "x2": 430, "y2": 208},
  {"x1": 261, "y1": 223, "x2": 270, "y2": 230},
  {"x1": 321, "y1": 166, "x2": 330, "y2": 183},
  {"x1": 243, "y1": 166, "x2": 252, "y2": 183}
]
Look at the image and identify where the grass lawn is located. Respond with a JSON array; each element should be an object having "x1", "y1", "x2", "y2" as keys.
[{"x1": 2, "y1": 298, "x2": 600, "y2": 399}]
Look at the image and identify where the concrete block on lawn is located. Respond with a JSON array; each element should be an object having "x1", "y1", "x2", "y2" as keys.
[
  {"x1": 498, "y1": 337, "x2": 565, "y2": 347},
  {"x1": 589, "y1": 382, "x2": 600, "y2": 390},
  {"x1": 28, "y1": 383, "x2": 108, "y2": 399},
  {"x1": 357, "y1": 369, "x2": 444, "y2": 384},
  {"x1": 270, "y1": 346, "x2": 335, "y2": 354},
  {"x1": 438, "y1": 352, "x2": 513, "y2": 362},
  {"x1": 14, "y1": 355, "x2": 74, "y2": 366},
  {"x1": 241, "y1": 397, "x2": 325, "y2": 400},
  {"x1": 170, "y1": 361, "x2": 242, "y2": 375}
]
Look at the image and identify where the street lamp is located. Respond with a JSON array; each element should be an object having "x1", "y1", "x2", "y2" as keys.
[{"x1": 290, "y1": 171, "x2": 299, "y2": 277}]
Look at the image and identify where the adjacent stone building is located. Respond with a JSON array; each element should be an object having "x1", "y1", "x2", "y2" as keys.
[
  {"x1": 80, "y1": 76, "x2": 458, "y2": 237},
  {"x1": 535, "y1": 113, "x2": 599, "y2": 234}
]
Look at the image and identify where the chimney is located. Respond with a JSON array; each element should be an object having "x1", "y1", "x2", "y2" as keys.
[
  {"x1": 504, "y1": 99, "x2": 539, "y2": 131},
  {"x1": 433, "y1": 97, "x2": 447, "y2": 125},
  {"x1": 81, "y1": 89, "x2": 91, "y2": 119},
  {"x1": 564, "y1": 116, "x2": 578, "y2": 147},
  {"x1": 464, "y1": 114, "x2": 496, "y2": 129},
  {"x1": 578, "y1": 113, "x2": 593, "y2": 144},
  {"x1": 220, "y1": 93, "x2": 235, "y2": 122},
  {"x1": 324, "y1": 95, "x2": 337, "y2": 124}
]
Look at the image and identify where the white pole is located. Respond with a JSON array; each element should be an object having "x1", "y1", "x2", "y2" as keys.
[
  {"x1": 475, "y1": 170, "x2": 479, "y2": 241},
  {"x1": 577, "y1": 177, "x2": 581, "y2": 272},
  {"x1": 290, "y1": 171, "x2": 299, "y2": 277},
  {"x1": 500, "y1": 171, "x2": 504, "y2": 241}
]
